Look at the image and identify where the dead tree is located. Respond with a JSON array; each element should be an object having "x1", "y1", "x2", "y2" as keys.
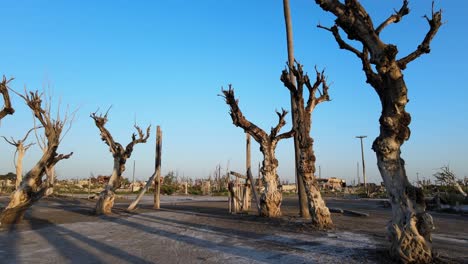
[
  {"x1": 315, "y1": 0, "x2": 442, "y2": 262},
  {"x1": 33, "y1": 126, "x2": 58, "y2": 196},
  {"x1": 0, "y1": 76, "x2": 14, "y2": 122},
  {"x1": 0, "y1": 91, "x2": 73, "y2": 227},
  {"x1": 91, "y1": 111, "x2": 150, "y2": 215},
  {"x1": 434, "y1": 166, "x2": 467, "y2": 197},
  {"x1": 2, "y1": 128, "x2": 37, "y2": 188},
  {"x1": 281, "y1": 63, "x2": 333, "y2": 229},
  {"x1": 221, "y1": 87, "x2": 294, "y2": 217}
]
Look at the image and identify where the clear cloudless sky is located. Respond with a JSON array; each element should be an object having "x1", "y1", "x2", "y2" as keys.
[{"x1": 0, "y1": 0, "x2": 467, "y2": 185}]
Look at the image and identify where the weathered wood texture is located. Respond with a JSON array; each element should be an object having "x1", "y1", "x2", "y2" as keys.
[
  {"x1": 315, "y1": 0, "x2": 442, "y2": 262},
  {"x1": 0, "y1": 76, "x2": 14, "y2": 121},
  {"x1": 91, "y1": 112, "x2": 150, "y2": 215},
  {"x1": 153, "y1": 126, "x2": 162, "y2": 209},
  {"x1": 281, "y1": 63, "x2": 333, "y2": 230},
  {"x1": 0, "y1": 91, "x2": 72, "y2": 227},
  {"x1": 128, "y1": 126, "x2": 162, "y2": 211},
  {"x1": 222, "y1": 87, "x2": 293, "y2": 217}
]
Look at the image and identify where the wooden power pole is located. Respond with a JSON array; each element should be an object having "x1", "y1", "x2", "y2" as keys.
[
  {"x1": 154, "y1": 126, "x2": 162, "y2": 209},
  {"x1": 283, "y1": 0, "x2": 309, "y2": 219}
]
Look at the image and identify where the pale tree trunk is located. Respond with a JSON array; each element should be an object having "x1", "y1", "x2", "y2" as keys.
[
  {"x1": 1, "y1": 162, "x2": 49, "y2": 225},
  {"x1": 454, "y1": 183, "x2": 467, "y2": 197},
  {"x1": 91, "y1": 111, "x2": 150, "y2": 215},
  {"x1": 315, "y1": 1, "x2": 442, "y2": 261},
  {"x1": 96, "y1": 160, "x2": 122, "y2": 215},
  {"x1": 260, "y1": 146, "x2": 282, "y2": 217},
  {"x1": 15, "y1": 146, "x2": 25, "y2": 189},
  {"x1": 222, "y1": 87, "x2": 293, "y2": 217},
  {"x1": 2, "y1": 128, "x2": 36, "y2": 190},
  {"x1": 0, "y1": 91, "x2": 72, "y2": 227},
  {"x1": 44, "y1": 165, "x2": 55, "y2": 196}
]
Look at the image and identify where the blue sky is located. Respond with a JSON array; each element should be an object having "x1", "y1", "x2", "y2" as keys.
[{"x1": 0, "y1": 0, "x2": 467, "y2": 185}]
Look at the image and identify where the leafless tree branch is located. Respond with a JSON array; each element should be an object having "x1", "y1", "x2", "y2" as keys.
[
  {"x1": 0, "y1": 76, "x2": 15, "y2": 121},
  {"x1": 317, "y1": 24, "x2": 363, "y2": 59},
  {"x1": 397, "y1": 2, "x2": 443, "y2": 69},
  {"x1": 220, "y1": 86, "x2": 269, "y2": 143},
  {"x1": 270, "y1": 109, "x2": 288, "y2": 139},
  {"x1": 375, "y1": 0, "x2": 410, "y2": 35}
]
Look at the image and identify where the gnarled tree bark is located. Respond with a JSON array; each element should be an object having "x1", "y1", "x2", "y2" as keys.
[
  {"x1": 0, "y1": 76, "x2": 14, "y2": 121},
  {"x1": 222, "y1": 87, "x2": 293, "y2": 217},
  {"x1": 0, "y1": 91, "x2": 72, "y2": 227},
  {"x1": 281, "y1": 63, "x2": 333, "y2": 229},
  {"x1": 2, "y1": 127, "x2": 36, "y2": 189},
  {"x1": 91, "y1": 111, "x2": 150, "y2": 215},
  {"x1": 315, "y1": 0, "x2": 442, "y2": 262}
]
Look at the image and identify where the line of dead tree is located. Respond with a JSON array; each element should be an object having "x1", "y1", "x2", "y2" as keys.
[{"x1": 0, "y1": 1, "x2": 448, "y2": 263}]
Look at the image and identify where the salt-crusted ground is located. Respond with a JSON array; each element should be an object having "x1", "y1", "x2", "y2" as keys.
[{"x1": 0, "y1": 196, "x2": 466, "y2": 264}]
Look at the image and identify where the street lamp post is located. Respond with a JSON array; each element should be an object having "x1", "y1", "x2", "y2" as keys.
[{"x1": 356, "y1": 135, "x2": 367, "y2": 195}]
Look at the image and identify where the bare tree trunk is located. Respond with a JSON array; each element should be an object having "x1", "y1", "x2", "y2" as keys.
[
  {"x1": 315, "y1": 1, "x2": 442, "y2": 261},
  {"x1": 91, "y1": 111, "x2": 150, "y2": 215},
  {"x1": 454, "y1": 183, "x2": 467, "y2": 197},
  {"x1": 15, "y1": 147, "x2": 25, "y2": 189},
  {"x1": 374, "y1": 74, "x2": 434, "y2": 263},
  {"x1": 260, "y1": 147, "x2": 282, "y2": 217},
  {"x1": 2, "y1": 128, "x2": 36, "y2": 190},
  {"x1": 44, "y1": 165, "x2": 55, "y2": 196},
  {"x1": 95, "y1": 160, "x2": 122, "y2": 215},
  {"x1": 222, "y1": 87, "x2": 293, "y2": 217},
  {"x1": 0, "y1": 91, "x2": 72, "y2": 227},
  {"x1": 297, "y1": 119, "x2": 332, "y2": 229},
  {"x1": 281, "y1": 64, "x2": 333, "y2": 229}
]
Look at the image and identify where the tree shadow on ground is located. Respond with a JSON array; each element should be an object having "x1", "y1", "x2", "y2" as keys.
[
  {"x1": 26, "y1": 216, "x2": 151, "y2": 263},
  {"x1": 103, "y1": 214, "x2": 314, "y2": 263},
  {"x1": 0, "y1": 227, "x2": 20, "y2": 263}
]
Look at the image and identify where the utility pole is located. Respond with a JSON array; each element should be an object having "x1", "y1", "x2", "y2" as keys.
[
  {"x1": 154, "y1": 126, "x2": 162, "y2": 209},
  {"x1": 356, "y1": 136, "x2": 367, "y2": 195},
  {"x1": 283, "y1": 0, "x2": 309, "y2": 219},
  {"x1": 356, "y1": 162, "x2": 360, "y2": 186}
]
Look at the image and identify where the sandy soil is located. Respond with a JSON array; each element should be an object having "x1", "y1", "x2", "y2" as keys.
[{"x1": 0, "y1": 195, "x2": 466, "y2": 264}]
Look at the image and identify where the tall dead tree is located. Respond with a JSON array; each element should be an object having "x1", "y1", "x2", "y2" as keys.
[
  {"x1": 0, "y1": 91, "x2": 73, "y2": 227},
  {"x1": 2, "y1": 128, "x2": 37, "y2": 188},
  {"x1": 281, "y1": 63, "x2": 333, "y2": 229},
  {"x1": 315, "y1": 0, "x2": 442, "y2": 262},
  {"x1": 91, "y1": 112, "x2": 150, "y2": 215},
  {"x1": 0, "y1": 76, "x2": 14, "y2": 122},
  {"x1": 222, "y1": 86, "x2": 294, "y2": 217}
]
